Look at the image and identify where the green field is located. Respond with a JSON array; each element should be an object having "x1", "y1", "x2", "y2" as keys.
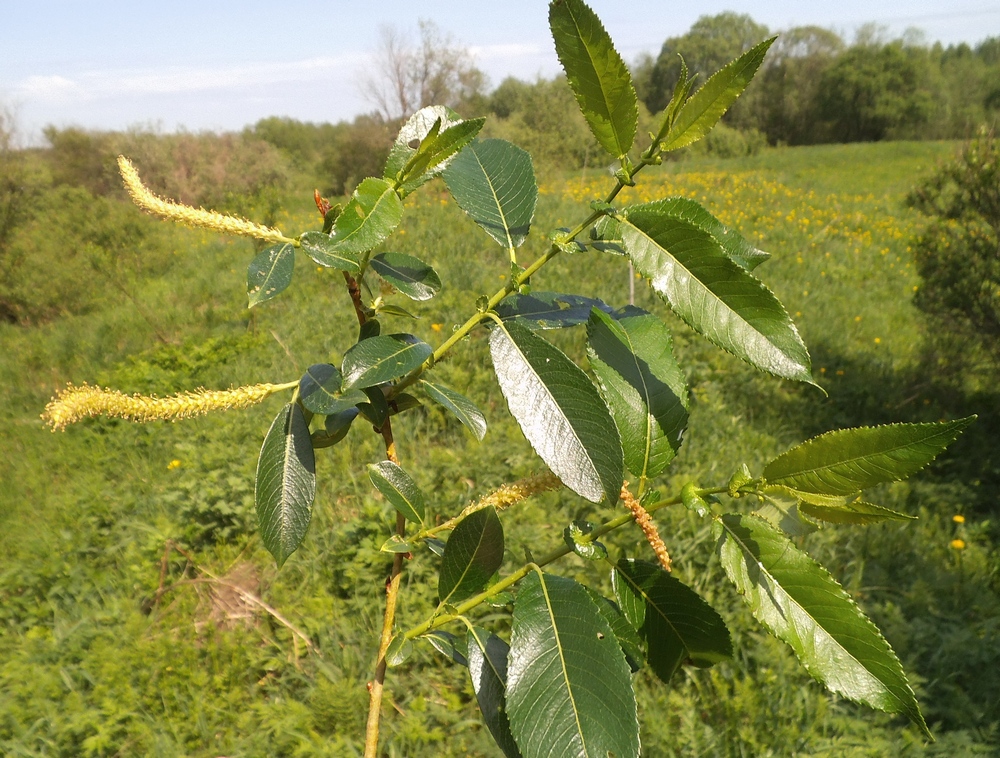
[{"x1": 2, "y1": 140, "x2": 998, "y2": 756}]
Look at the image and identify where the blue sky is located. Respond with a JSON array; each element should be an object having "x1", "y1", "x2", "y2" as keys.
[{"x1": 2, "y1": 1, "x2": 998, "y2": 143}]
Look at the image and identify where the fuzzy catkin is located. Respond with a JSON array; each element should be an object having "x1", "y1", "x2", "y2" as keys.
[
  {"x1": 621, "y1": 485, "x2": 672, "y2": 572},
  {"x1": 42, "y1": 383, "x2": 280, "y2": 431},
  {"x1": 117, "y1": 156, "x2": 293, "y2": 245}
]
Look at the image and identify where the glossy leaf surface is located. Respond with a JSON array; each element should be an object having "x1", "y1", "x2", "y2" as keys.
[
  {"x1": 383, "y1": 106, "x2": 473, "y2": 194},
  {"x1": 341, "y1": 334, "x2": 432, "y2": 390},
  {"x1": 621, "y1": 202, "x2": 812, "y2": 382},
  {"x1": 328, "y1": 178, "x2": 402, "y2": 258},
  {"x1": 496, "y1": 292, "x2": 611, "y2": 330},
  {"x1": 421, "y1": 380, "x2": 487, "y2": 441},
  {"x1": 368, "y1": 460, "x2": 426, "y2": 525},
  {"x1": 798, "y1": 500, "x2": 916, "y2": 525},
  {"x1": 489, "y1": 320, "x2": 623, "y2": 504},
  {"x1": 587, "y1": 307, "x2": 688, "y2": 479},
  {"x1": 247, "y1": 243, "x2": 294, "y2": 307},
  {"x1": 438, "y1": 506, "x2": 504, "y2": 605},
  {"x1": 662, "y1": 37, "x2": 774, "y2": 152},
  {"x1": 507, "y1": 571, "x2": 639, "y2": 758},
  {"x1": 613, "y1": 559, "x2": 731, "y2": 683},
  {"x1": 299, "y1": 231, "x2": 360, "y2": 272},
  {"x1": 584, "y1": 588, "x2": 645, "y2": 673},
  {"x1": 443, "y1": 139, "x2": 537, "y2": 250},
  {"x1": 645, "y1": 196, "x2": 769, "y2": 271},
  {"x1": 255, "y1": 404, "x2": 316, "y2": 567},
  {"x1": 298, "y1": 364, "x2": 367, "y2": 415},
  {"x1": 370, "y1": 252, "x2": 441, "y2": 301},
  {"x1": 715, "y1": 514, "x2": 929, "y2": 736},
  {"x1": 467, "y1": 627, "x2": 522, "y2": 758},
  {"x1": 762, "y1": 418, "x2": 974, "y2": 496},
  {"x1": 549, "y1": 0, "x2": 637, "y2": 159}
]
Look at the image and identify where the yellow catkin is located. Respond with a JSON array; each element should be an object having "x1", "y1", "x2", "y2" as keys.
[
  {"x1": 117, "y1": 156, "x2": 293, "y2": 245},
  {"x1": 620, "y1": 484, "x2": 672, "y2": 572},
  {"x1": 464, "y1": 472, "x2": 561, "y2": 517},
  {"x1": 42, "y1": 382, "x2": 281, "y2": 431}
]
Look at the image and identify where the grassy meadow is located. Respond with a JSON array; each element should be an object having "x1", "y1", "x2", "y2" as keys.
[{"x1": 2, "y1": 140, "x2": 999, "y2": 756}]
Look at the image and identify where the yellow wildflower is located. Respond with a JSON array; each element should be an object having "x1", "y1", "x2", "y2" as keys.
[
  {"x1": 953, "y1": 514, "x2": 965, "y2": 524},
  {"x1": 167, "y1": 459, "x2": 182, "y2": 470},
  {"x1": 950, "y1": 539, "x2": 966, "y2": 550}
]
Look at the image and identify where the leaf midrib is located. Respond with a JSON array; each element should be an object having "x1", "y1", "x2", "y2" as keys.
[{"x1": 720, "y1": 518, "x2": 906, "y2": 711}]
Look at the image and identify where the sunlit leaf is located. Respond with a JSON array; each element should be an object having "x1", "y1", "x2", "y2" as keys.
[
  {"x1": 369, "y1": 460, "x2": 426, "y2": 525},
  {"x1": 467, "y1": 627, "x2": 522, "y2": 758},
  {"x1": 621, "y1": 202, "x2": 813, "y2": 382},
  {"x1": 421, "y1": 380, "x2": 487, "y2": 441},
  {"x1": 299, "y1": 231, "x2": 360, "y2": 272},
  {"x1": 496, "y1": 291, "x2": 611, "y2": 330},
  {"x1": 370, "y1": 252, "x2": 441, "y2": 301},
  {"x1": 341, "y1": 334, "x2": 432, "y2": 390},
  {"x1": 298, "y1": 363, "x2": 367, "y2": 415},
  {"x1": 762, "y1": 418, "x2": 975, "y2": 496},
  {"x1": 328, "y1": 178, "x2": 403, "y2": 258},
  {"x1": 489, "y1": 320, "x2": 623, "y2": 505},
  {"x1": 549, "y1": 0, "x2": 637, "y2": 159},
  {"x1": 247, "y1": 243, "x2": 294, "y2": 307},
  {"x1": 715, "y1": 514, "x2": 930, "y2": 737}
]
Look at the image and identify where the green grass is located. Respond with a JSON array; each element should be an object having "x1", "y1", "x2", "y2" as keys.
[{"x1": 2, "y1": 141, "x2": 998, "y2": 756}]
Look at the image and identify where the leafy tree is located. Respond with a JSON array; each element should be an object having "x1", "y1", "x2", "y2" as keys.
[
  {"x1": 645, "y1": 12, "x2": 770, "y2": 118},
  {"x1": 908, "y1": 128, "x2": 1000, "y2": 362},
  {"x1": 815, "y1": 41, "x2": 934, "y2": 142},
  {"x1": 362, "y1": 19, "x2": 489, "y2": 121}
]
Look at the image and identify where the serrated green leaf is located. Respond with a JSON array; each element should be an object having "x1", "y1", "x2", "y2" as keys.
[
  {"x1": 549, "y1": 0, "x2": 637, "y2": 159},
  {"x1": 341, "y1": 334, "x2": 432, "y2": 390},
  {"x1": 384, "y1": 106, "x2": 471, "y2": 194},
  {"x1": 467, "y1": 627, "x2": 522, "y2": 758},
  {"x1": 715, "y1": 514, "x2": 929, "y2": 736},
  {"x1": 395, "y1": 117, "x2": 486, "y2": 192},
  {"x1": 621, "y1": 202, "x2": 812, "y2": 382},
  {"x1": 247, "y1": 243, "x2": 294, "y2": 307},
  {"x1": 421, "y1": 380, "x2": 487, "y2": 441},
  {"x1": 443, "y1": 139, "x2": 537, "y2": 251},
  {"x1": 385, "y1": 633, "x2": 413, "y2": 667},
  {"x1": 644, "y1": 196, "x2": 769, "y2": 270},
  {"x1": 255, "y1": 404, "x2": 316, "y2": 567},
  {"x1": 587, "y1": 307, "x2": 688, "y2": 480},
  {"x1": 613, "y1": 559, "x2": 731, "y2": 684},
  {"x1": 507, "y1": 571, "x2": 639, "y2": 758},
  {"x1": 299, "y1": 231, "x2": 360, "y2": 272},
  {"x1": 298, "y1": 364, "x2": 368, "y2": 415},
  {"x1": 438, "y1": 506, "x2": 505, "y2": 605},
  {"x1": 798, "y1": 500, "x2": 916, "y2": 525},
  {"x1": 496, "y1": 291, "x2": 611, "y2": 330},
  {"x1": 369, "y1": 460, "x2": 426, "y2": 525},
  {"x1": 584, "y1": 588, "x2": 645, "y2": 673},
  {"x1": 662, "y1": 37, "x2": 775, "y2": 152},
  {"x1": 762, "y1": 418, "x2": 975, "y2": 496},
  {"x1": 327, "y1": 178, "x2": 402, "y2": 258},
  {"x1": 590, "y1": 216, "x2": 625, "y2": 256},
  {"x1": 370, "y1": 252, "x2": 441, "y2": 301},
  {"x1": 489, "y1": 320, "x2": 623, "y2": 505}
]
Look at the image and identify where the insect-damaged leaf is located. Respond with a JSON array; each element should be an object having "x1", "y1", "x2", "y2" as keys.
[
  {"x1": 489, "y1": 320, "x2": 623, "y2": 505},
  {"x1": 255, "y1": 403, "x2": 316, "y2": 567},
  {"x1": 247, "y1": 243, "x2": 294, "y2": 307}
]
